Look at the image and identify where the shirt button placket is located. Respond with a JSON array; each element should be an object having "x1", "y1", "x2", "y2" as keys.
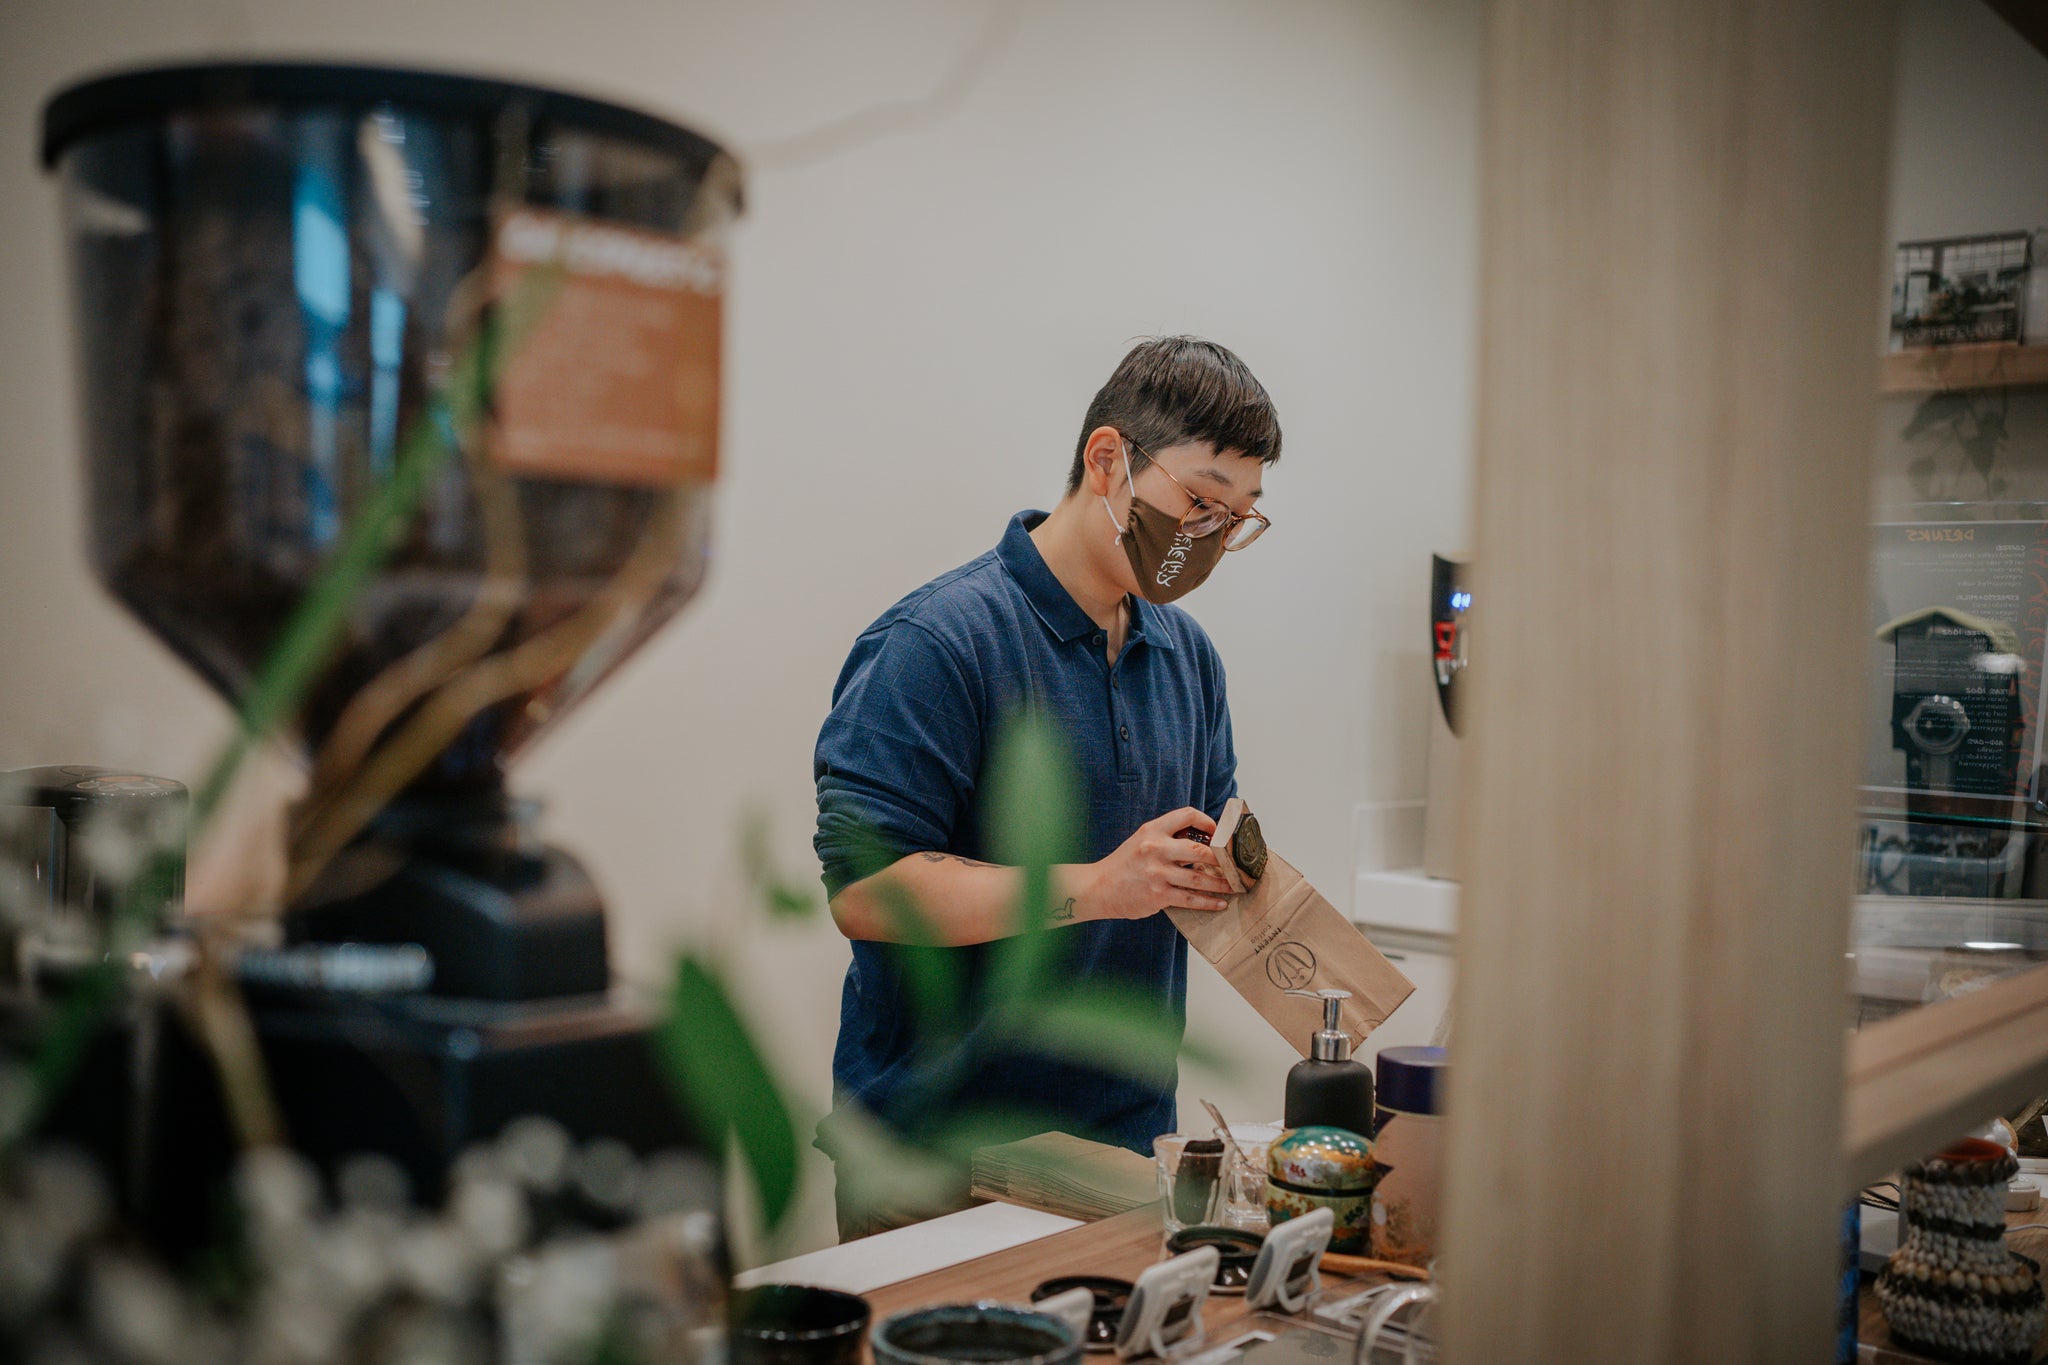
[{"x1": 1099, "y1": 632, "x2": 1134, "y2": 777}]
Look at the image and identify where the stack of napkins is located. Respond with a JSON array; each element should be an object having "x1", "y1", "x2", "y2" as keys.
[{"x1": 969, "y1": 1131, "x2": 1157, "y2": 1221}]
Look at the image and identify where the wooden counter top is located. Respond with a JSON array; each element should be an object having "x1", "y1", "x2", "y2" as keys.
[
  {"x1": 858, "y1": 1203, "x2": 1403, "y2": 1361},
  {"x1": 851, "y1": 1198, "x2": 2048, "y2": 1362}
]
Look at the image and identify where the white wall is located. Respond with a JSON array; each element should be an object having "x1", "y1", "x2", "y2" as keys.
[
  {"x1": 1890, "y1": 0, "x2": 2048, "y2": 243},
  {"x1": 1873, "y1": 1, "x2": 2048, "y2": 521},
  {"x1": 0, "y1": 0, "x2": 1482, "y2": 1254}
]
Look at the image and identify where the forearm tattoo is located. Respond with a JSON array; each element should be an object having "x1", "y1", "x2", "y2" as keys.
[
  {"x1": 1051, "y1": 897, "x2": 1077, "y2": 923},
  {"x1": 917, "y1": 850, "x2": 996, "y2": 868}
]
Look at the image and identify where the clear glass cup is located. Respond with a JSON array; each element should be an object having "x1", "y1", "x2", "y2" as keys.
[
  {"x1": 1153, "y1": 1135, "x2": 1223, "y2": 1231},
  {"x1": 1218, "y1": 1144, "x2": 1271, "y2": 1235}
]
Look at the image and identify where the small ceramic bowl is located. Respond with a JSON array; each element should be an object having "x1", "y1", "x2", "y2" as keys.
[
  {"x1": 1164, "y1": 1225, "x2": 1264, "y2": 1295},
  {"x1": 872, "y1": 1302, "x2": 1081, "y2": 1365},
  {"x1": 730, "y1": 1284, "x2": 871, "y2": 1365},
  {"x1": 1031, "y1": 1276, "x2": 1132, "y2": 1353}
]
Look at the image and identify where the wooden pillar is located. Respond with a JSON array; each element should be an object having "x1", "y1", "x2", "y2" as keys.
[{"x1": 1438, "y1": 3, "x2": 1898, "y2": 1361}]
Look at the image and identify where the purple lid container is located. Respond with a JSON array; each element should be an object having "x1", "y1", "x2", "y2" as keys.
[{"x1": 1376, "y1": 1046, "x2": 1448, "y2": 1116}]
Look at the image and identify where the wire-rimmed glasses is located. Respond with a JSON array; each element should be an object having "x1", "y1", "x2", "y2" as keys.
[{"x1": 1124, "y1": 436, "x2": 1272, "y2": 550}]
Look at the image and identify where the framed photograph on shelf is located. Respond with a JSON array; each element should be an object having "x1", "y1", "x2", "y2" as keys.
[{"x1": 1891, "y1": 231, "x2": 2031, "y2": 350}]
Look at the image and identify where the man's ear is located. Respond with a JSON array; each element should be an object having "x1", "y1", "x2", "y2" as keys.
[{"x1": 1081, "y1": 425, "x2": 1125, "y2": 497}]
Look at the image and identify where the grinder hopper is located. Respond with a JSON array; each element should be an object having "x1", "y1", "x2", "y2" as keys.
[{"x1": 43, "y1": 63, "x2": 742, "y2": 991}]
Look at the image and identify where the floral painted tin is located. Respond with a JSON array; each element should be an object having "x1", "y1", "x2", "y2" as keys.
[{"x1": 1266, "y1": 1125, "x2": 1386, "y2": 1255}]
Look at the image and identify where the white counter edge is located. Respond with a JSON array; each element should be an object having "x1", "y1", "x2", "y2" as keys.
[{"x1": 1354, "y1": 868, "x2": 1460, "y2": 938}]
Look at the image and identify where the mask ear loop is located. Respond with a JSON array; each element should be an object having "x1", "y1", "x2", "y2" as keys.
[{"x1": 1101, "y1": 443, "x2": 1137, "y2": 544}]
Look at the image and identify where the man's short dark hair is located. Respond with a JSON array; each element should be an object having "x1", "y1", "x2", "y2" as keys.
[{"x1": 1067, "y1": 336, "x2": 1282, "y2": 493}]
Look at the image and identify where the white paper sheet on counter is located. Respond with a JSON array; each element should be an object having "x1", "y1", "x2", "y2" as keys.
[{"x1": 733, "y1": 1202, "x2": 1082, "y2": 1295}]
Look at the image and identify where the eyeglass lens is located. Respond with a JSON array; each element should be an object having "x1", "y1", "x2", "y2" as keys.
[
  {"x1": 1179, "y1": 502, "x2": 1267, "y2": 550},
  {"x1": 1223, "y1": 517, "x2": 1266, "y2": 550}
]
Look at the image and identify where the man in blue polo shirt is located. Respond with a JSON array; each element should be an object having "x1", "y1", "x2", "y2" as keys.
[{"x1": 813, "y1": 336, "x2": 1280, "y2": 1240}]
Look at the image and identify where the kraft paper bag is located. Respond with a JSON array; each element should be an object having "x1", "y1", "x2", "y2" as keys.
[{"x1": 1168, "y1": 797, "x2": 1414, "y2": 1056}]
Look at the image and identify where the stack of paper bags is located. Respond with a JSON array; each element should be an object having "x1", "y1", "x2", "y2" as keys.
[
  {"x1": 1168, "y1": 797, "x2": 1414, "y2": 1054},
  {"x1": 969, "y1": 1130, "x2": 1157, "y2": 1220}
]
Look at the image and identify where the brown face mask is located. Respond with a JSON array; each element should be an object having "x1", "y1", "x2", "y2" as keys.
[{"x1": 1103, "y1": 448, "x2": 1228, "y2": 604}]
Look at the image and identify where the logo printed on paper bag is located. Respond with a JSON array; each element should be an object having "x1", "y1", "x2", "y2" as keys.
[{"x1": 1266, "y1": 941, "x2": 1317, "y2": 991}]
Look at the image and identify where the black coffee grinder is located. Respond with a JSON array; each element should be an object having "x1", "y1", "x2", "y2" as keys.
[{"x1": 30, "y1": 63, "x2": 743, "y2": 1240}]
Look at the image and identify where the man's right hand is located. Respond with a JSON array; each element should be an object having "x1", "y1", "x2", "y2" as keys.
[
  {"x1": 829, "y1": 809, "x2": 1240, "y2": 945},
  {"x1": 1081, "y1": 808, "x2": 1239, "y2": 920}
]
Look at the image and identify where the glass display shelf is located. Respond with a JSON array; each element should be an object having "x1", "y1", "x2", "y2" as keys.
[{"x1": 1851, "y1": 894, "x2": 2048, "y2": 1027}]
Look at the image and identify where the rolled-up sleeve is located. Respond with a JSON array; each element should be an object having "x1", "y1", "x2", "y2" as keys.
[{"x1": 814, "y1": 619, "x2": 983, "y2": 899}]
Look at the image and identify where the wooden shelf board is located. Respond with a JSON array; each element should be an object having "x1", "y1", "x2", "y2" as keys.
[
  {"x1": 1881, "y1": 342, "x2": 2048, "y2": 394},
  {"x1": 1845, "y1": 961, "x2": 2048, "y2": 1190}
]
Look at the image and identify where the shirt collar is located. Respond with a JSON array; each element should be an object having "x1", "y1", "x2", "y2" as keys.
[
  {"x1": 1131, "y1": 595, "x2": 1176, "y2": 651},
  {"x1": 995, "y1": 511, "x2": 1176, "y2": 651}
]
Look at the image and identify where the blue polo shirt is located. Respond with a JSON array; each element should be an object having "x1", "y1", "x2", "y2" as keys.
[{"x1": 814, "y1": 511, "x2": 1238, "y2": 1154}]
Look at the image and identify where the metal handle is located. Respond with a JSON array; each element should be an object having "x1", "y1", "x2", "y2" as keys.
[{"x1": 1353, "y1": 1284, "x2": 1438, "y2": 1365}]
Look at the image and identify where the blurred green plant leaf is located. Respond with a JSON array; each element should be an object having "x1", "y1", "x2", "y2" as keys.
[
  {"x1": 984, "y1": 711, "x2": 1082, "y2": 1009},
  {"x1": 589, "y1": 1309, "x2": 648, "y2": 1365},
  {"x1": 985, "y1": 709, "x2": 1082, "y2": 873},
  {"x1": 874, "y1": 897, "x2": 966, "y2": 1041},
  {"x1": 926, "y1": 1106, "x2": 1098, "y2": 1162},
  {"x1": 841, "y1": 814, "x2": 907, "y2": 885},
  {"x1": 656, "y1": 955, "x2": 802, "y2": 1233},
  {"x1": 739, "y1": 810, "x2": 818, "y2": 920},
  {"x1": 839, "y1": 818, "x2": 967, "y2": 1037},
  {"x1": 990, "y1": 983, "x2": 1231, "y2": 1090},
  {"x1": 816, "y1": 1102, "x2": 974, "y2": 1220}
]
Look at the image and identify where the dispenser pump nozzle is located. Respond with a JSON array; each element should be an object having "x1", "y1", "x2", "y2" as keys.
[{"x1": 1286, "y1": 988, "x2": 1354, "y2": 1062}]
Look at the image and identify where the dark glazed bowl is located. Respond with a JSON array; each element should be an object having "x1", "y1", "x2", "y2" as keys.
[
  {"x1": 1164, "y1": 1225, "x2": 1264, "y2": 1296},
  {"x1": 730, "y1": 1284, "x2": 871, "y2": 1365},
  {"x1": 1031, "y1": 1275, "x2": 1133, "y2": 1354},
  {"x1": 872, "y1": 1302, "x2": 1081, "y2": 1365}
]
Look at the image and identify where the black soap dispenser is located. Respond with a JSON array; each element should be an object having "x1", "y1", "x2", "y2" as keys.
[{"x1": 1283, "y1": 988, "x2": 1376, "y2": 1136}]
